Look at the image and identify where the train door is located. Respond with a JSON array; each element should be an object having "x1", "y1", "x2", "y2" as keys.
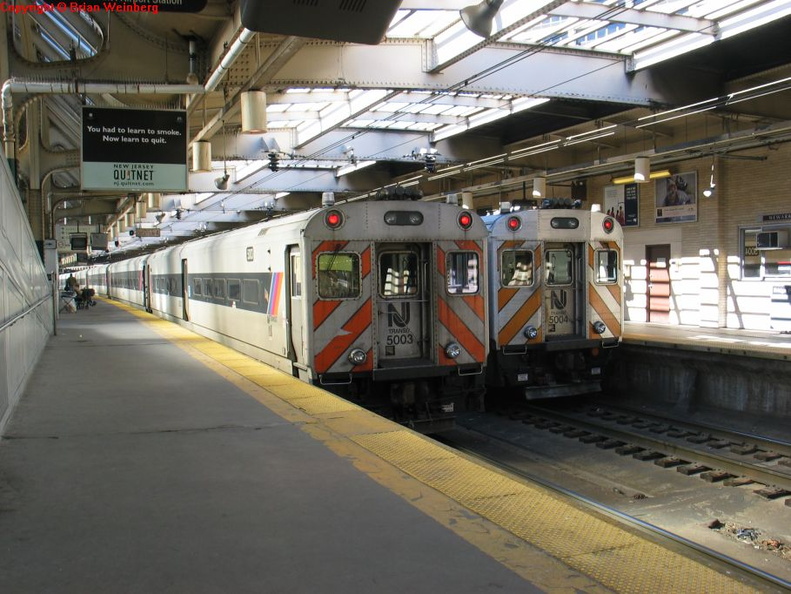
[
  {"x1": 646, "y1": 244, "x2": 671, "y2": 323},
  {"x1": 543, "y1": 243, "x2": 583, "y2": 339},
  {"x1": 376, "y1": 243, "x2": 430, "y2": 364},
  {"x1": 286, "y1": 246, "x2": 304, "y2": 371},
  {"x1": 181, "y1": 258, "x2": 189, "y2": 321},
  {"x1": 143, "y1": 263, "x2": 151, "y2": 312}
]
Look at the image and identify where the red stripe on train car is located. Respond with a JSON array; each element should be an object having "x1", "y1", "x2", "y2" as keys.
[
  {"x1": 313, "y1": 299, "x2": 342, "y2": 330},
  {"x1": 360, "y1": 245, "x2": 371, "y2": 279},
  {"x1": 437, "y1": 298, "x2": 485, "y2": 362},
  {"x1": 314, "y1": 299, "x2": 373, "y2": 373}
]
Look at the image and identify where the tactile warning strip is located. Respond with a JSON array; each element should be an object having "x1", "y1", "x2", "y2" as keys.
[{"x1": 352, "y1": 430, "x2": 758, "y2": 594}]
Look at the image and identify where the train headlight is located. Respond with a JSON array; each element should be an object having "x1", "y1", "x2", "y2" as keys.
[
  {"x1": 602, "y1": 217, "x2": 615, "y2": 234},
  {"x1": 445, "y1": 342, "x2": 462, "y2": 359},
  {"x1": 523, "y1": 325, "x2": 538, "y2": 339},
  {"x1": 325, "y1": 209, "x2": 344, "y2": 229},
  {"x1": 458, "y1": 212, "x2": 473, "y2": 230},
  {"x1": 348, "y1": 348, "x2": 367, "y2": 366},
  {"x1": 506, "y1": 216, "x2": 521, "y2": 231},
  {"x1": 592, "y1": 321, "x2": 607, "y2": 334}
]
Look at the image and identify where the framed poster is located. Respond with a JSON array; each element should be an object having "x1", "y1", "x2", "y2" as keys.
[
  {"x1": 604, "y1": 184, "x2": 638, "y2": 227},
  {"x1": 655, "y1": 172, "x2": 697, "y2": 223}
]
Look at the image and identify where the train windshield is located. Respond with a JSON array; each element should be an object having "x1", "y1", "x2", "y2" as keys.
[
  {"x1": 317, "y1": 252, "x2": 360, "y2": 299},
  {"x1": 545, "y1": 249, "x2": 573, "y2": 285},
  {"x1": 502, "y1": 250, "x2": 533, "y2": 287},
  {"x1": 380, "y1": 252, "x2": 418, "y2": 297},
  {"x1": 447, "y1": 251, "x2": 479, "y2": 294},
  {"x1": 595, "y1": 250, "x2": 619, "y2": 283}
]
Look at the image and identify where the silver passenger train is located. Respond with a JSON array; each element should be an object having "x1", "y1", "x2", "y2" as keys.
[
  {"x1": 65, "y1": 200, "x2": 623, "y2": 426},
  {"x1": 483, "y1": 205, "x2": 624, "y2": 399},
  {"x1": 91, "y1": 200, "x2": 490, "y2": 433}
]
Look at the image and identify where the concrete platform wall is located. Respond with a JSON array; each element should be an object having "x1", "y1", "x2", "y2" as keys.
[{"x1": 604, "y1": 345, "x2": 791, "y2": 419}]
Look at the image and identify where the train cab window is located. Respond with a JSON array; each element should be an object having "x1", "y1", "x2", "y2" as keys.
[
  {"x1": 595, "y1": 250, "x2": 619, "y2": 284},
  {"x1": 447, "y1": 251, "x2": 479, "y2": 294},
  {"x1": 545, "y1": 249, "x2": 573, "y2": 285},
  {"x1": 228, "y1": 279, "x2": 241, "y2": 301},
  {"x1": 380, "y1": 252, "x2": 418, "y2": 297},
  {"x1": 214, "y1": 279, "x2": 226, "y2": 300},
  {"x1": 194, "y1": 278, "x2": 203, "y2": 296},
  {"x1": 502, "y1": 250, "x2": 533, "y2": 287},
  {"x1": 318, "y1": 253, "x2": 360, "y2": 299}
]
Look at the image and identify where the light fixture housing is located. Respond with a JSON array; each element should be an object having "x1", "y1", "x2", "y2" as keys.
[
  {"x1": 214, "y1": 173, "x2": 230, "y2": 190},
  {"x1": 460, "y1": 0, "x2": 504, "y2": 38},
  {"x1": 633, "y1": 156, "x2": 650, "y2": 183},
  {"x1": 192, "y1": 141, "x2": 212, "y2": 172},
  {"x1": 532, "y1": 176, "x2": 546, "y2": 198},
  {"x1": 241, "y1": 90, "x2": 267, "y2": 133}
]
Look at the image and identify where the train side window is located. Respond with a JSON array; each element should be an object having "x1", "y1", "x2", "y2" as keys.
[
  {"x1": 194, "y1": 278, "x2": 203, "y2": 296},
  {"x1": 545, "y1": 249, "x2": 573, "y2": 285},
  {"x1": 447, "y1": 251, "x2": 479, "y2": 294},
  {"x1": 318, "y1": 253, "x2": 360, "y2": 299},
  {"x1": 595, "y1": 250, "x2": 619, "y2": 284},
  {"x1": 214, "y1": 279, "x2": 226, "y2": 300},
  {"x1": 380, "y1": 252, "x2": 418, "y2": 297},
  {"x1": 228, "y1": 279, "x2": 241, "y2": 301},
  {"x1": 291, "y1": 253, "x2": 302, "y2": 297},
  {"x1": 502, "y1": 250, "x2": 533, "y2": 287},
  {"x1": 242, "y1": 279, "x2": 260, "y2": 305}
]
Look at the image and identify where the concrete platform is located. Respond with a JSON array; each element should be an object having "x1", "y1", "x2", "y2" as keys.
[{"x1": 0, "y1": 300, "x2": 767, "y2": 593}]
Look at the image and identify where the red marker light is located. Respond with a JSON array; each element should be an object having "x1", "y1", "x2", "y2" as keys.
[
  {"x1": 507, "y1": 216, "x2": 521, "y2": 231},
  {"x1": 458, "y1": 212, "x2": 473, "y2": 230},
  {"x1": 326, "y1": 210, "x2": 343, "y2": 229},
  {"x1": 602, "y1": 217, "x2": 615, "y2": 233}
]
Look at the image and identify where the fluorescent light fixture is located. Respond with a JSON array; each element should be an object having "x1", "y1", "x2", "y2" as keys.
[
  {"x1": 612, "y1": 169, "x2": 672, "y2": 185},
  {"x1": 427, "y1": 168, "x2": 462, "y2": 181},
  {"x1": 336, "y1": 160, "x2": 376, "y2": 178}
]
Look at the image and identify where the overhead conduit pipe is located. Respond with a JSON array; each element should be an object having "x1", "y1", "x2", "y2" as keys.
[{"x1": 1, "y1": 80, "x2": 206, "y2": 158}]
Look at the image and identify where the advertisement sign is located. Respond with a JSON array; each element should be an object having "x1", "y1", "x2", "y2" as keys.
[
  {"x1": 82, "y1": 107, "x2": 188, "y2": 192},
  {"x1": 655, "y1": 172, "x2": 697, "y2": 224},
  {"x1": 603, "y1": 184, "x2": 638, "y2": 227}
]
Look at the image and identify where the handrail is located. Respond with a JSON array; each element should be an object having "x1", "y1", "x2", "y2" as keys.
[{"x1": 0, "y1": 294, "x2": 51, "y2": 333}]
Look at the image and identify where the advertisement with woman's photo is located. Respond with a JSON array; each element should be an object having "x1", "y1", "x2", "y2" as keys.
[{"x1": 655, "y1": 172, "x2": 697, "y2": 223}]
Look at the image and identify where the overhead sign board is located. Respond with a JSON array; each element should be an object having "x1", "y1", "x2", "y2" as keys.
[
  {"x1": 79, "y1": 0, "x2": 208, "y2": 12},
  {"x1": 82, "y1": 107, "x2": 188, "y2": 192}
]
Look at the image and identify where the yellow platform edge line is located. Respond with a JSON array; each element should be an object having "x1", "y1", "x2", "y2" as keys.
[{"x1": 103, "y1": 299, "x2": 761, "y2": 594}]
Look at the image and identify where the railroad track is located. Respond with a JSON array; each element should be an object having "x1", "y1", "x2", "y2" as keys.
[
  {"x1": 508, "y1": 401, "x2": 791, "y2": 502},
  {"x1": 439, "y1": 424, "x2": 791, "y2": 593}
]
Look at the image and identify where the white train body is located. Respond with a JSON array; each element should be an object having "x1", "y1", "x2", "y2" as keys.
[
  {"x1": 484, "y1": 207, "x2": 623, "y2": 398},
  {"x1": 106, "y1": 201, "x2": 489, "y2": 432}
]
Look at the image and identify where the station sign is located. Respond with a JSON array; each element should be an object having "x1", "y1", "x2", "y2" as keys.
[{"x1": 81, "y1": 107, "x2": 188, "y2": 192}]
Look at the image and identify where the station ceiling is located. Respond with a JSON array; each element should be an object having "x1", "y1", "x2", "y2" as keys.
[{"x1": 6, "y1": 0, "x2": 791, "y2": 257}]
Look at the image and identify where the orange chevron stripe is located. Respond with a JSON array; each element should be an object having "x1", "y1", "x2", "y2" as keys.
[
  {"x1": 462, "y1": 294, "x2": 485, "y2": 321},
  {"x1": 437, "y1": 298, "x2": 485, "y2": 362},
  {"x1": 314, "y1": 299, "x2": 372, "y2": 373},
  {"x1": 498, "y1": 287, "x2": 518, "y2": 311},
  {"x1": 588, "y1": 283, "x2": 621, "y2": 337},
  {"x1": 499, "y1": 290, "x2": 542, "y2": 345},
  {"x1": 436, "y1": 246, "x2": 446, "y2": 276},
  {"x1": 454, "y1": 240, "x2": 482, "y2": 253}
]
